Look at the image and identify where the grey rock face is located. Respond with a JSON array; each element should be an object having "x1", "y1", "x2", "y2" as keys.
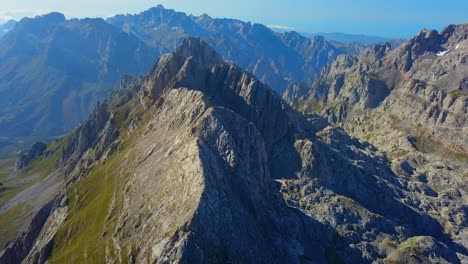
[
  {"x1": 293, "y1": 24, "x2": 468, "y2": 152},
  {"x1": 15, "y1": 142, "x2": 48, "y2": 171},
  {"x1": 289, "y1": 24, "x2": 468, "y2": 263}
]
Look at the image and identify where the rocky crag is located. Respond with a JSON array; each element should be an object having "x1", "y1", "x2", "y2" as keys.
[{"x1": 287, "y1": 24, "x2": 468, "y2": 263}]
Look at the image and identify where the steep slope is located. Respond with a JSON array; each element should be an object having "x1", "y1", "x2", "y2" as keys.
[
  {"x1": 107, "y1": 5, "x2": 358, "y2": 94},
  {"x1": 1, "y1": 38, "x2": 466, "y2": 263},
  {"x1": 0, "y1": 13, "x2": 161, "y2": 140},
  {"x1": 291, "y1": 24, "x2": 467, "y2": 153}
]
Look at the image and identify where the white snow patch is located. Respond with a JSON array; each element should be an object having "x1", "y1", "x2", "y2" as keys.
[
  {"x1": 436, "y1": 50, "x2": 449, "y2": 57},
  {"x1": 268, "y1": 24, "x2": 296, "y2": 31},
  {"x1": 456, "y1": 44, "x2": 460, "y2": 50}
]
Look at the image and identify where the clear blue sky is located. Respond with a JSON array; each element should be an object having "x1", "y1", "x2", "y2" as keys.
[{"x1": 1, "y1": 0, "x2": 467, "y2": 38}]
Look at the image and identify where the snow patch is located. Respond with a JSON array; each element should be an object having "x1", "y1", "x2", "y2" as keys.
[
  {"x1": 456, "y1": 44, "x2": 460, "y2": 50},
  {"x1": 436, "y1": 50, "x2": 449, "y2": 57}
]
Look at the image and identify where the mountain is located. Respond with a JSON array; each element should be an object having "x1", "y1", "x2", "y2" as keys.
[
  {"x1": 0, "y1": 6, "x2": 371, "y2": 159},
  {"x1": 0, "y1": 13, "x2": 161, "y2": 141},
  {"x1": 310, "y1": 32, "x2": 406, "y2": 46},
  {"x1": 107, "y1": 5, "x2": 363, "y2": 94},
  {"x1": 1, "y1": 38, "x2": 465, "y2": 263},
  {"x1": 287, "y1": 24, "x2": 468, "y2": 260},
  {"x1": 288, "y1": 24, "x2": 467, "y2": 152},
  {"x1": 0, "y1": 20, "x2": 16, "y2": 38}
]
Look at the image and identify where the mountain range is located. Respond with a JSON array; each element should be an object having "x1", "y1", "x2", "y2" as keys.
[
  {"x1": 309, "y1": 32, "x2": 406, "y2": 46},
  {"x1": 107, "y1": 4, "x2": 366, "y2": 93},
  {"x1": 1, "y1": 33, "x2": 467, "y2": 262},
  {"x1": 0, "y1": 5, "x2": 368, "y2": 157},
  {"x1": 0, "y1": 4, "x2": 466, "y2": 264},
  {"x1": 0, "y1": 13, "x2": 160, "y2": 140}
]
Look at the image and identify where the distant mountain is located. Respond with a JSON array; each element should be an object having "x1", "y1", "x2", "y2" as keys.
[
  {"x1": 0, "y1": 13, "x2": 161, "y2": 140},
  {"x1": 308, "y1": 31, "x2": 406, "y2": 46},
  {"x1": 0, "y1": 20, "x2": 16, "y2": 38},
  {"x1": 107, "y1": 5, "x2": 362, "y2": 94},
  {"x1": 0, "y1": 6, "x2": 367, "y2": 159}
]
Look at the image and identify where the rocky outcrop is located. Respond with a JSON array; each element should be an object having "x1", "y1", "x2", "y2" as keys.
[
  {"x1": 288, "y1": 24, "x2": 468, "y2": 262},
  {"x1": 0, "y1": 200, "x2": 55, "y2": 264},
  {"x1": 15, "y1": 142, "x2": 48, "y2": 171},
  {"x1": 292, "y1": 24, "x2": 468, "y2": 152}
]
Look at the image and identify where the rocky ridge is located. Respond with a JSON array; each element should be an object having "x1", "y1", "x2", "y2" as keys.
[
  {"x1": 288, "y1": 24, "x2": 467, "y2": 153},
  {"x1": 107, "y1": 5, "x2": 366, "y2": 94},
  {"x1": 287, "y1": 24, "x2": 468, "y2": 263},
  {"x1": 1, "y1": 38, "x2": 466, "y2": 263}
]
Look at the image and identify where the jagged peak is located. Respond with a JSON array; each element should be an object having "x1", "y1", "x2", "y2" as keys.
[
  {"x1": 34, "y1": 12, "x2": 66, "y2": 23},
  {"x1": 311, "y1": 35, "x2": 326, "y2": 43},
  {"x1": 332, "y1": 54, "x2": 358, "y2": 67},
  {"x1": 145, "y1": 4, "x2": 181, "y2": 16},
  {"x1": 365, "y1": 42, "x2": 392, "y2": 61},
  {"x1": 2, "y1": 19, "x2": 16, "y2": 27},
  {"x1": 441, "y1": 23, "x2": 468, "y2": 45},
  {"x1": 16, "y1": 12, "x2": 66, "y2": 28},
  {"x1": 142, "y1": 38, "x2": 226, "y2": 104},
  {"x1": 408, "y1": 28, "x2": 443, "y2": 52},
  {"x1": 12, "y1": 12, "x2": 66, "y2": 34},
  {"x1": 173, "y1": 37, "x2": 224, "y2": 67}
]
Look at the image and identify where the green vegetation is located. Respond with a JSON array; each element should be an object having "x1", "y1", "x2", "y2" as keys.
[
  {"x1": 0, "y1": 159, "x2": 14, "y2": 181},
  {"x1": 304, "y1": 101, "x2": 324, "y2": 114},
  {"x1": 48, "y1": 101, "x2": 152, "y2": 263},
  {"x1": 448, "y1": 89, "x2": 468, "y2": 97},
  {"x1": 389, "y1": 149, "x2": 409, "y2": 160},
  {"x1": 412, "y1": 136, "x2": 431, "y2": 154},
  {"x1": 0, "y1": 203, "x2": 33, "y2": 249},
  {"x1": 0, "y1": 138, "x2": 65, "y2": 207},
  {"x1": 0, "y1": 137, "x2": 67, "y2": 249},
  {"x1": 381, "y1": 238, "x2": 397, "y2": 249},
  {"x1": 397, "y1": 240, "x2": 416, "y2": 254},
  {"x1": 363, "y1": 133, "x2": 375, "y2": 141},
  {"x1": 48, "y1": 150, "x2": 128, "y2": 263}
]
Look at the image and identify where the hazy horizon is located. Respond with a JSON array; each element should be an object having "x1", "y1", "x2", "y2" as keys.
[{"x1": 1, "y1": 0, "x2": 467, "y2": 38}]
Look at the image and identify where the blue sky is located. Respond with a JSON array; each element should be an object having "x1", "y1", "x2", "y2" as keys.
[{"x1": 0, "y1": 0, "x2": 467, "y2": 38}]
